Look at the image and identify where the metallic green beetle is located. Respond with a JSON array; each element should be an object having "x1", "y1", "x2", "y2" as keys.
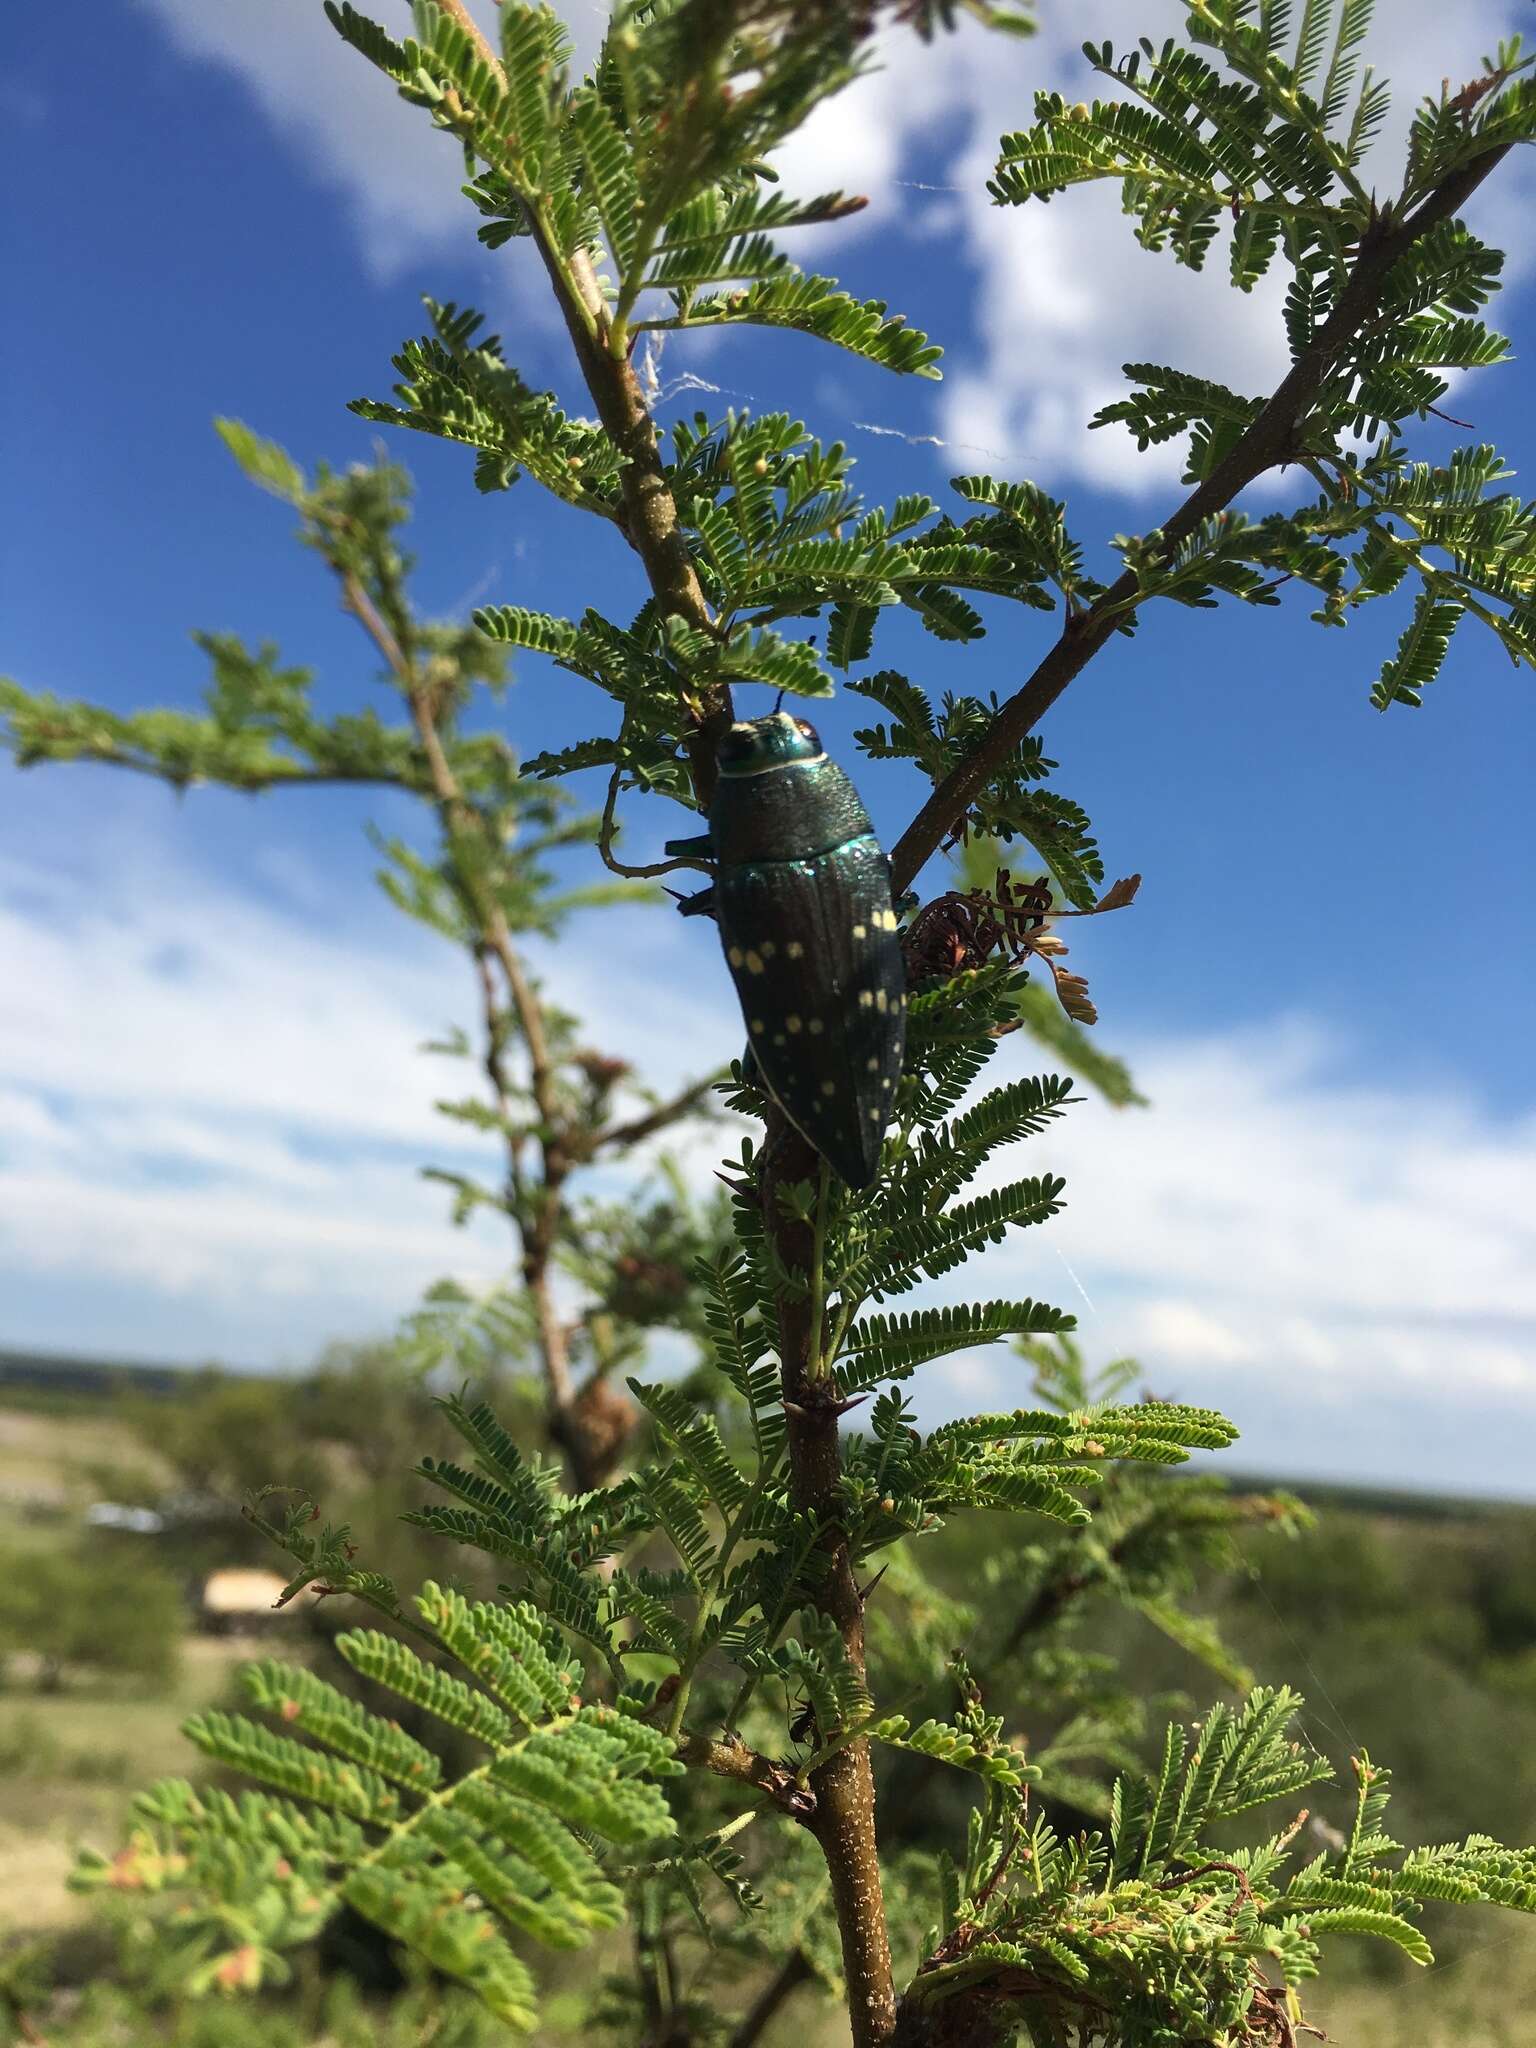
[{"x1": 667, "y1": 711, "x2": 906, "y2": 1188}]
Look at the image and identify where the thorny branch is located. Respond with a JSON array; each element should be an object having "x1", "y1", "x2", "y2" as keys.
[
  {"x1": 887, "y1": 143, "x2": 1516, "y2": 895},
  {"x1": 727, "y1": 1949, "x2": 816, "y2": 2048},
  {"x1": 334, "y1": 560, "x2": 692, "y2": 1488},
  {"x1": 434, "y1": 9, "x2": 898, "y2": 2040},
  {"x1": 597, "y1": 1075, "x2": 720, "y2": 1154},
  {"x1": 434, "y1": 0, "x2": 734, "y2": 803},
  {"x1": 677, "y1": 1731, "x2": 819, "y2": 1822}
]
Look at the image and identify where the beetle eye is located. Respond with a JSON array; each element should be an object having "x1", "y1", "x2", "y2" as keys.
[{"x1": 794, "y1": 719, "x2": 816, "y2": 739}]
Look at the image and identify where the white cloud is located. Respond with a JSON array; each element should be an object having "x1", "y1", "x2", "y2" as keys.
[
  {"x1": 935, "y1": 1017, "x2": 1536, "y2": 1485},
  {"x1": 1038, "y1": 1020, "x2": 1536, "y2": 1336},
  {"x1": 0, "y1": 847, "x2": 458, "y2": 1145},
  {"x1": 0, "y1": 819, "x2": 738, "y2": 1359},
  {"x1": 131, "y1": 0, "x2": 1533, "y2": 489},
  {"x1": 131, "y1": 0, "x2": 483, "y2": 280},
  {"x1": 772, "y1": 1, "x2": 1533, "y2": 492},
  {"x1": 4, "y1": 815, "x2": 1534, "y2": 1487},
  {"x1": 130, "y1": 0, "x2": 610, "y2": 285},
  {"x1": 1127, "y1": 1298, "x2": 1257, "y2": 1370}
]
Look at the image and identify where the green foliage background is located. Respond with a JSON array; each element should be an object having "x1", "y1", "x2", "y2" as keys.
[{"x1": 6, "y1": 1357, "x2": 1536, "y2": 2045}]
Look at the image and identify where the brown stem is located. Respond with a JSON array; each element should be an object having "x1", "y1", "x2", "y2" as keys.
[
  {"x1": 536, "y1": 237, "x2": 735, "y2": 804},
  {"x1": 886, "y1": 144, "x2": 1512, "y2": 896},
  {"x1": 993, "y1": 1505, "x2": 1149, "y2": 1663},
  {"x1": 678, "y1": 1730, "x2": 818, "y2": 1821},
  {"x1": 729, "y1": 1948, "x2": 815, "y2": 2048},
  {"x1": 469, "y1": 939, "x2": 592, "y2": 1466},
  {"x1": 808, "y1": 1740, "x2": 895, "y2": 2047},
  {"x1": 766, "y1": 1126, "x2": 898, "y2": 2048},
  {"x1": 1154, "y1": 1859, "x2": 1253, "y2": 1901},
  {"x1": 596, "y1": 1074, "x2": 719, "y2": 1153},
  {"x1": 490, "y1": 933, "x2": 579, "y2": 1409},
  {"x1": 6, "y1": 742, "x2": 421, "y2": 795},
  {"x1": 6, "y1": 2003, "x2": 48, "y2": 2048},
  {"x1": 474, "y1": 942, "x2": 527, "y2": 1213},
  {"x1": 443, "y1": 9, "x2": 894, "y2": 2021},
  {"x1": 436, "y1": 0, "x2": 732, "y2": 804},
  {"x1": 336, "y1": 567, "x2": 602, "y2": 1477}
]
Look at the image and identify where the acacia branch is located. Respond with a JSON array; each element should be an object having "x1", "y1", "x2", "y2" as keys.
[
  {"x1": 596, "y1": 1074, "x2": 720, "y2": 1153},
  {"x1": 993, "y1": 1504, "x2": 1154, "y2": 1662},
  {"x1": 887, "y1": 142, "x2": 1514, "y2": 895},
  {"x1": 678, "y1": 1731, "x2": 818, "y2": 1821},
  {"x1": 3, "y1": 741, "x2": 416, "y2": 794},
  {"x1": 729, "y1": 1949, "x2": 815, "y2": 2048},
  {"x1": 337, "y1": 564, "x2": 602, "y2": 1466},
  {"x1": 435, "y1": 0, "x2": 732, "y2": 803},
  {"x1": 765, "y1": 1131, "x2": 898, "y2": 2047},
  {"x1": 456, "y1": 6, "x2": 896, "y2": 2018},
  {"x1": 473, "y1": 943, "x2": 527, "y2": 1205}
]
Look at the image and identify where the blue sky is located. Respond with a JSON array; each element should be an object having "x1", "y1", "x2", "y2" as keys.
[{"x1": 3, "y1": 1, "x2": 1535, "y2": 1495}]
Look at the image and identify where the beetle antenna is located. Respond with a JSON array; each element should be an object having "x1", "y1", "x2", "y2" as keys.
[{"x1": 773, "y1": 687, "x2": 787, "y2": 713}]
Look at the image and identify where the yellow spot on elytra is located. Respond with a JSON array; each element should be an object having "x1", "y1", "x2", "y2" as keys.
[
  {"x1": 750, "y1": 1019, "x2": 766, "y2": 1034},
  {"x1": 787, "y1": 941, "x2": 805, "y2": 959},
  {"x1": 786, "y1": 1015, "x2": 803, "y2": 1033},
  {"x1": 728, "y1": 947, "x2": 744, "y2": 967},
  {"x1": 745, "y1": 949, "x2": 765, "y2": 974},
  {"x1": 858, "y1": 991, "x2": 874, "y2": 1010},
  {"x1": 866, "y1": 1057, "x2": 879, "y2": 1073},
  {"x1": 773, "y1": 1033, "x2": 786, "y2": 1046},
  {"x1": 875, "y1": 990, "x2": 888, "y2": 1013},
  {"x1": 808, "y1": 1018, "x2": 824, "y2": 1035},
  {"x1": 852, "y1": 924, "x2": 867, "y2": 939},
  {"x1": 882, "y1": 909, "x2": 900, "y2": 930},
  {"x1": 760, "y1": 940, "x2": 777, "y2": 959},
  {"x1": 821, "y1": 1081, "x2": 836, "y2": 1098},
  {"x1": 868, "y1": 1108, "x2": 881, "y2": 1122}
]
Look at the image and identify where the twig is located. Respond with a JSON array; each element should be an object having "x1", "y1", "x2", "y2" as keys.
[
  {"x1": 6, "y1": 2002, "x2": 48, "y2": 2048},
  {"x1": 728, "y1": 1949, "x2": 815, "y2": 2048},
  {"x1": 994, "y1": 1519, "x2": 1142, "y2": 1661},
  {"x1": 677, "y1": 1731, "x2": 818, "y2": 1821},
  {"x1": 1153, "y1": 1859, "x2": 1254, "y2": 1903},
  {"x1": 8, "y1": 743, "x2": 413, "y2": 795},
  {"x1": 596, "y1": 1074, "x2": 720, "y2": 1152},
  {"x1": 767, "y1": 1127, "x2": 898, "y2": 2048},
  {"x1": 336, "y1": 567, "x2": 598, "y2": 1472},
  {"x1": 338, "y1": 567, "x2": 410, "y2": 681},
  {"x1": 599, "y1": 763, "x2": 713, "y2": 880},
  {"x1": 474, "y1": 943, "x2": 526, "y2": 1203}
]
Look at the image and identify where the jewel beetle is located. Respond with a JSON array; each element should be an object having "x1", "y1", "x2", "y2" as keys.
[{"x1": 666, "y1": 711, "x2": 906, "y2": 1189}]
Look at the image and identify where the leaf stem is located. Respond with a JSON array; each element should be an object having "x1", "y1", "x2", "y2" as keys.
[{"x1": 807, "y1": 1160, "x2": 832, "y2": 1380}]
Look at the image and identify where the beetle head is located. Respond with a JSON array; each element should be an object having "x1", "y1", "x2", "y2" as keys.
[{"x1": 717, "y1": 711, "x2": 824, "y2": 776}]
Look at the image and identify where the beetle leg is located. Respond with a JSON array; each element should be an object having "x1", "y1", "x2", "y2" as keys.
[
  {"x1": 670, "y1": 884, "x2": 718, "y2": 919},
  {"x1": 663, "y1": 832, "x2": 715, "y2": 859}
]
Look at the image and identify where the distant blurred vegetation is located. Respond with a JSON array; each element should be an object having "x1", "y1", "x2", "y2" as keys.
[{"x1": 4, "y1": 1347, "x2": 1536, "y2": 2044}]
